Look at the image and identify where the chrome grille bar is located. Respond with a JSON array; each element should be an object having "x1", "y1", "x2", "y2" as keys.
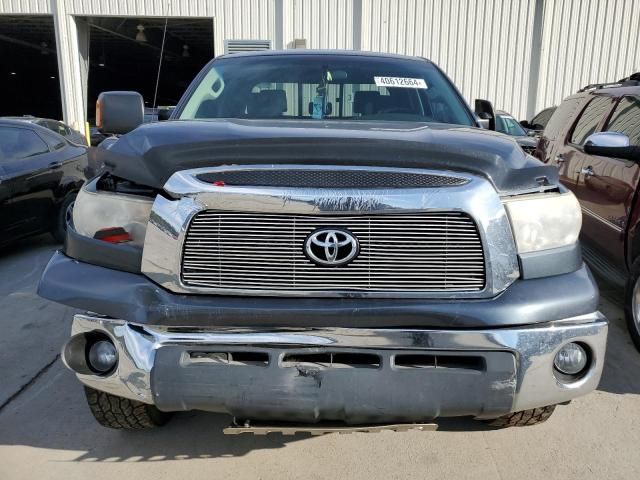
[{"x1": 181, "y1": 212, "x2": 486, "y2": 293}]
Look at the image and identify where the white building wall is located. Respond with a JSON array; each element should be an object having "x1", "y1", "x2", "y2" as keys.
[
  {"x1": 361, "y1": 0, "x2": 538, "y2": 119},
  {"x1": 282, "y1": 0, "x2": 354, "y2": 49},
  {"x1": 0, "y1": 0, "x2": 51, "y2": 14},
  {"x1": 1, "y1": 0, "x2": 640, "y2": 128},
  {"x1": 536, "y1": 0, "x2": 640, "y2": 114}
]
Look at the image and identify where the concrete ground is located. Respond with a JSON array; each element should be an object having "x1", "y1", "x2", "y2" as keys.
[{"x1": 0, "y1": 235, "x2": 638, "y2": 480}]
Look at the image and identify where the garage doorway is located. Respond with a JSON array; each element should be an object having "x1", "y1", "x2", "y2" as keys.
[
  {"x1": 0, "y1": 15, "x2": 62, "y2": 119},
  {"x1": 83, "y1": 17, "x2": 214, "y2": 123}
]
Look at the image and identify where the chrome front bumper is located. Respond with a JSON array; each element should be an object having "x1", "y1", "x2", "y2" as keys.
[{"x1": 64, "y1": 312, "x2": 608, "y2": 422}]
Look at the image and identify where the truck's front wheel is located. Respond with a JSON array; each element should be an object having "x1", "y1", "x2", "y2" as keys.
[
  {"x1": 84, "y1": 387, "x2": 171, "y2": 430},
  {"x1": 483, "y1": 405, "x2": 556, "y2": 428}
]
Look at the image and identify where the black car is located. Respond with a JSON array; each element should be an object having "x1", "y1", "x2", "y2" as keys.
[
  {"x1": 2, "y1": 116, "x2": 87, "y2": 146},
  {"x1": 495, "y1": 110, "x2": 538, "y2": 154},
  {"x1": 0, "y1": 118, "x2": 88, "y2": 245}
]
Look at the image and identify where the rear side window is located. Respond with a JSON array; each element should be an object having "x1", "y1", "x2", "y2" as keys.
[
  {"x1": 570, "y1": 96, "x2": 613, "y2": 145},
  {"x1": 0, "y1": 126, "x2": 49, "y2": 160},
  {"x1": 531, "y1": 108, "x2": 555, "y2": 128},
  {"x1": 606, "y1": 96, "x2": 640, "y2": 145},
  {"x1": 543, "y1": 98, "x2": 582, "y2": 140},
  {"x1": 38, "y1": 129, "x2": 67, "y2": 150}
]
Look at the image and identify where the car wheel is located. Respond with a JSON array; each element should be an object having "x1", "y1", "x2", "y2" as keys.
[
  {"x1": 84, "y1": 387, "x2": 172, "y2": 430},
  {"x1": 624, "y1": 258, "x2": 640, "y2": 352},
  {"x1": 51, "y1": 193, "x2": 76, "y2": 243}
]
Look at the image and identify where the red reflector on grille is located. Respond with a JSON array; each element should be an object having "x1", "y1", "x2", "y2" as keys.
[
  {"x1": 94, "y1": 227, "x2": 132, "y2": 244},
  {"x1": 212, "y1": 180, "x2": 225, "y2": 187}
]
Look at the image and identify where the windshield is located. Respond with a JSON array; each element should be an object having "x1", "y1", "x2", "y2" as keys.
[
  {"x1": 496, "y1": 114, "x2": 527, "y2": 136},
  {"x1": 178, "y1": 54, "x2": 475, "y2": 126}
]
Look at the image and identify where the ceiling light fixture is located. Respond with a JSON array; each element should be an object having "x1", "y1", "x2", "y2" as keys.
[{"x1": 135, "y1": 24, "x2": 147, "y2": 43}]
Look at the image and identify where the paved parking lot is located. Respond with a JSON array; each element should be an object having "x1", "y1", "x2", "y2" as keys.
[{"x1": 0, "y1": 235, "x2": 638, "y2": 480}]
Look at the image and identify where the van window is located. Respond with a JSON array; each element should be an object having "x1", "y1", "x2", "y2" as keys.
[
  {"x1": 569, "y1": 96, "x2": 613, "y2": 145},
  {"x1": 606, "y1": 96, "x2": 640, "y2": 145}
]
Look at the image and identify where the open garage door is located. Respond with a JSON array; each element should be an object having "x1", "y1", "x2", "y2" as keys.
[
  {"x1": 84, "y1": 17, "x2": 214, "y2": 123},
  {"x1": 0, "y1": 15, "x2": 62, "y2": 119}
]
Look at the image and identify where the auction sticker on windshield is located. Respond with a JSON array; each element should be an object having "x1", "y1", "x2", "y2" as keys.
[{"x1": 374, "y1": 76, "x2": 428, "y2": 89}]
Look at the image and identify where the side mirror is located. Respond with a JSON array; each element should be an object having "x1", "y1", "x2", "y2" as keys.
[
  {"x1": 157, "y1": 106, "x2": 175, "y2": 121},
  {"x1": 584, "y1": 132, "x2": 640, "y2": 161},
  {"x1": 96, "y1": 91, "x2": 144, "y2": 135},
  {"x1": 474, "y1": 99, "x2": 495, "y2": 130}
]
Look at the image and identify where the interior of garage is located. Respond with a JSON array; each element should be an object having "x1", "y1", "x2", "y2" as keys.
[
  {"x1": 0, "y1": 16, "x2": 62, "y2": 120},
  {"x1": 84, "y1": 17, "x2": 214, "y2": 123}
]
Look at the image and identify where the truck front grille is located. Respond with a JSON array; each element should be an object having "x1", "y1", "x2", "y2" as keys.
[{"x1": 181, "y1": 211, "x2": 486, "y2": 293}]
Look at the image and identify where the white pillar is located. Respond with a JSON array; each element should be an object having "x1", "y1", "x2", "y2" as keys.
[
  {"x1": 526, "y1": 0, "x2": 545, "y2": 119},
  {"x1": 52, "y1": 0, "x2": 87, "y2": 130}
]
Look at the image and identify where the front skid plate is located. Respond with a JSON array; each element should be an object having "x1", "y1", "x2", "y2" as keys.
[{"x1": 223, "y1": 421, "x2": 438, "y2": 435}]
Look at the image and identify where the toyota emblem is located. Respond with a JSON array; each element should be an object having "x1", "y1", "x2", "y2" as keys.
[{"x1": 304, "y1": 228, "x2": 359, "y2": 266}]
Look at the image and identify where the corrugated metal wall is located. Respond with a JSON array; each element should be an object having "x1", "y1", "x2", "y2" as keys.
[
  {"x1": 283, "y1": 0, "x2": 353, "y2": 49},
  {"x1": 536, "y1": 0, "x2": 640, "y2": 113},
  {"x1": 2, "y1": 0, "x2": 639, "y2": 127},
  {"x1": 0, "y1": 0, "x2": 51, "y2": 14},
  {"x1": 361, "y1": 0, "x2": 538, "y2": 119}
]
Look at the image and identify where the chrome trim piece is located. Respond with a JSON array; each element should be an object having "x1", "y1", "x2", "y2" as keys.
[
  {"x1": 582, "y1": 206, "x2": 624, "y2": 233},
  {"x1": 141, "y1": 165, "x2": 520, "y2": 298},
  {"x1": 66, "y1": 311, "x2": 608, "y2": 414},
  {"x1": 181, "y1": 211, "x2": 486, "y2": 292},
  {"x1": 223, "y1": 422, "x2": 438, "y2": 435}
]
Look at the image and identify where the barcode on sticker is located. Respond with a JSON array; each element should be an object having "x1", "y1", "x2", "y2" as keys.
[{"x1": 374, "y1": 76, "x2": 428, "y2": 89}]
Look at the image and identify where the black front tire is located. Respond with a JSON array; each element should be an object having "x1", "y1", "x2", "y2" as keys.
[
  {"x1": 52, "y1": 193, "x2": 76, "y2": 243},
  {"x1": 84, "y1": 387, "x2": 171, "y2": 430},
  {"x1": 624, "y1": 258, "x2": 640, "y2": 352},
  {"x1": 483, "y1": 405, "x2": 556, "y2": 428}
]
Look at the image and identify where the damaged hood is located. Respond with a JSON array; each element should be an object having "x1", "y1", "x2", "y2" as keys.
[{"x1": 98, "y1": 119, "x2": 558, "y2": 194}]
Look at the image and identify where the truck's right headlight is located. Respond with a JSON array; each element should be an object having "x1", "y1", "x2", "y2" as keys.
[{"x1": 503, "y1": 191, "x2": 582, "y2": 254}]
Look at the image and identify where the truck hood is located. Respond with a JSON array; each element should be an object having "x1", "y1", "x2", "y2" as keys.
[{"x1": 98, "y1": 119, "x2": 558, "y2": 194}]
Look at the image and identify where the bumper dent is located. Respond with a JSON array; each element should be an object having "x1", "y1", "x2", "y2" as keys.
[{"x1": 65, "y1": 312, "x2": 608, "y2": 422}]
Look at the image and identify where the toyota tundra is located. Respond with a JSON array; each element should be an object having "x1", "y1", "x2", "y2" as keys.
[{"x1": 38, "y1": 50, "x2": 608, "y2": 431}]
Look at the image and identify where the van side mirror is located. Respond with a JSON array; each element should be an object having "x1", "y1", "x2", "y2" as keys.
[
  {"x1": 96, "y1": 91, "x2": 144, "y2": 134},
  {"x1": 474, "y1": 99, "x2": 495, "y2": 130},
  {"x1": 584, "y1": 132, "x2": 640, "y2": 161}
]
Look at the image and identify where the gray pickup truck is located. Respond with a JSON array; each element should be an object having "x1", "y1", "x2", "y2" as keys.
[{"x1": 39, "y1": 50, "x2": 607, "y2": 432}]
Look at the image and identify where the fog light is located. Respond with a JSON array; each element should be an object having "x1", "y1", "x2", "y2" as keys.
[
  {"x1": 88, "y1": 340, "x2": 118, "y2": 373},
  {"x1": 554, "y1": 342, "x2": 588, "y2": 376}
]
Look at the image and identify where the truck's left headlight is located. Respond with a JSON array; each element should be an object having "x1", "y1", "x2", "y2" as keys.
[
  {"x1": 503, "y1": 191, "x2": 582, "y2": 254},
  {"x1": 73, "y1": 178, "x2": 154, "y2": 247}
]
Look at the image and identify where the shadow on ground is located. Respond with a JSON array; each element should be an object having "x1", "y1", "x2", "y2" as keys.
[{"x1": 0, "y1": 361, "x2": 497, "y2": 462}]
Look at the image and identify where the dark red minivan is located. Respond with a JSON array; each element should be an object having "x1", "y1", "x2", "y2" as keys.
[{"x1": 536, "y1": 75, "x2": 640, "y2": 351}]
